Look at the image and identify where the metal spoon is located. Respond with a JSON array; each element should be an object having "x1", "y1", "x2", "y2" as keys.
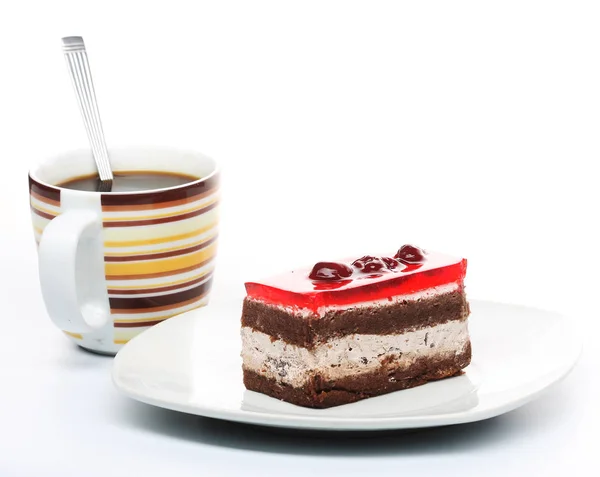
[{"x1": 62, "y1": 36, "x2": 113, "y2": 192}]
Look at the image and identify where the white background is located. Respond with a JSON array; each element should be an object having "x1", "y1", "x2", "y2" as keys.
[{"x1": 0, "y1": 1, "x2": 597, "y2": 475}]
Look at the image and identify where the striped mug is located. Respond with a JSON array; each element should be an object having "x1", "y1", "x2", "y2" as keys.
[{"x1": 29, "y1": 147, "x2": 219, "y2": 355}]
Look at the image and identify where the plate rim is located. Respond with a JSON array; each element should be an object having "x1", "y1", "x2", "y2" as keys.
[{"x1": 112, "y1": 299, "x2": 582, "y2": 431}]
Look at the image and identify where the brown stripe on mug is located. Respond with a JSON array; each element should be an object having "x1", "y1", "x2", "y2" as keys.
[
  {"x1": 100, "y1": 173, "x2": 219, "y2": 207},
  {"x1": 113, "y1": 303, "x2": 205, "y2": 328},
  {"x1": 101, "y1": 187, "x2": 218, "y2": 212},
  {"x1": 28, "y1": 176, "x2": 61, "y2": 203},
  {"x1": 102, "y1": 201, "x2": 218, "y2": 228},
  {"x1": 31, "y1": 206, "x2": 58, "y2": 220},
  {"x1": 30, "y1": 189, "x2": 61, "y2": 207},
  {"x1": 109, "y1": 277, "x2": 213, "y2": 311},
  {"x1": 114, "y1": 318, "x2": 170, "y2": 328},
  {"x1": 110, "y1": 292, "x2": 210, "y2": 315},
  {"x1": 107, "y1": 273, "x2": 212, "y2": 296}
]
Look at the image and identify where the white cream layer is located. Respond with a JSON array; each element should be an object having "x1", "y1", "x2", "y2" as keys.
[
  {"x1": 241, "y1": 320, "x2": 469, "y2": 388},
  {"x1": 247, "y1": 282, "x2": 461, "y2": 318}
]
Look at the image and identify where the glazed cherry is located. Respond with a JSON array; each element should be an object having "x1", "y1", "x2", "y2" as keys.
[
  {"x1": 395, "y1": 244, "x2": 425, "y2": 264},
  {"x1": 352, "y1": 256, "x2": 387, "y2": 273},
  {"x1": 309, "y1": 262, "x2": 354, "y2": 281},
  {"x1": 381, "y1": 256, "x2": 402, "y2": 270}
]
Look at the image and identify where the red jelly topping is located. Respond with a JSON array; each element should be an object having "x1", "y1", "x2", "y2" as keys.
[{"x1": 245, "y1": 247, "x2": 467, "y2": 312}]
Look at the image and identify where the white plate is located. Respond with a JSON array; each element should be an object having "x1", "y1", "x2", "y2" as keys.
[{"x1": 112, "y1": 299, "x2": 581, "y2": 431}]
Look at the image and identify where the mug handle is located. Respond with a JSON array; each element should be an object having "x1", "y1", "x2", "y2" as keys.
[{"x1": 38, "y1": 209, "x2": 111, "y2": 334}]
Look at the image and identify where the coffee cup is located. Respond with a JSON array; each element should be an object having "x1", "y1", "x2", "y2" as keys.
[{"x1": 29, "y1": 146, "x2": 219, "y2": 355}]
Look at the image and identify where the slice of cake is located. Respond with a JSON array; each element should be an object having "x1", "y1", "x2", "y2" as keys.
[{"x1": 241, "y1": 244, "x2": 471, "y2": 408}]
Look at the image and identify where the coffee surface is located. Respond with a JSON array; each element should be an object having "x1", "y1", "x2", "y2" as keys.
[{"x1": 57, "y1": 171, "x2": 198, "y2": 192}]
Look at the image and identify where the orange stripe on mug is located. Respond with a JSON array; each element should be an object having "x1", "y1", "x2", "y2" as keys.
[{"x1": 104, "y1": 242, "x2": 217, "y2": 277}]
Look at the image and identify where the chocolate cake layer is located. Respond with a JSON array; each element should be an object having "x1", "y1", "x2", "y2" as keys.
[
  {"x1": 241, "y1": 289, "x2": 469, "y2": 348},
  {"x1": 243, "y1": 342, "x2": 472, "y2": 408}
]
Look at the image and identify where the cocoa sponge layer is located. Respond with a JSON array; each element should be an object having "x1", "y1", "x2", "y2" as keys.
[{"x1": 241, "y1": 289, "x2": 470, "y2": 348}]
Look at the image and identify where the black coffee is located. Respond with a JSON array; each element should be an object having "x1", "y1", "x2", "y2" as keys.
[{"x1": 57, "y1": 171, "x2": 198, "y2": 192}]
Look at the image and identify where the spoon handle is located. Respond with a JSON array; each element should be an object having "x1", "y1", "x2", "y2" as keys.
[{"x1": 62, "y1": 36, "x2": 113, "y2": 183}]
